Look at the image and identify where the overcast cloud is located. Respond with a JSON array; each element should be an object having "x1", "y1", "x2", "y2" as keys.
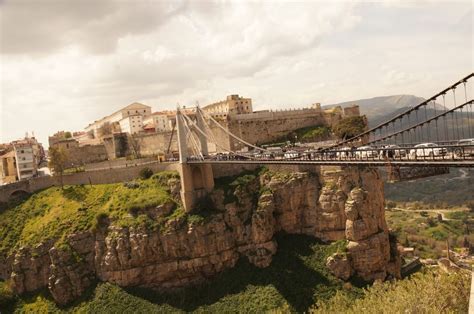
[{"x1": 0, "y1": 0, "x2": 472, "y2": 146}]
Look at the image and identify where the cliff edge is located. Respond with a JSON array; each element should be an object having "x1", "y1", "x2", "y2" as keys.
[{"x1": 0, "y1": 166, "x2": 400, "y2": 305}]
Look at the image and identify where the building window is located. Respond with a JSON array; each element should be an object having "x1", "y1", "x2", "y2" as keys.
[{"x1": 21, "y1": 150, "x2": 24, "y2": 153}]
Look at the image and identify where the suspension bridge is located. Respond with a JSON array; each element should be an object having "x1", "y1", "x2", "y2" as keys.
[
  {"x1": 176, "y1": 73, "x2": 474, "y2": 167},
  {"x1": 174, "y1": 73, "x2": 474, "y2": 210}
]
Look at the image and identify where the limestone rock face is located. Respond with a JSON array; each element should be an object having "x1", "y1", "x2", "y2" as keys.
[
  {"x1": 3, "y1": 166, "x2": 400, "y2": 304},
  {"x1": 326, "y1": 253, "x2": 353, "y2": 280}
]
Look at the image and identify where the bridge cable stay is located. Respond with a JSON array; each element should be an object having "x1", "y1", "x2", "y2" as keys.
[
  {"x1": 442, "y1": 94, "x2": 449, "y2": 141},
  {"x1": 166, "y1": 122, "x2": 176, "y2": 155},
  {"x1": 370, "y1": 99, "x2": 474, "y2": 145},
  {"x1": 433, "y1": 100, "x2": 440, "y2": 143},
  {"x1": 464, "y1": 81, "x2": 473, "y2": 138},
  {"x1": 182, "y1": 115, "x2": 204, "y2": 160},
  {"x1": 325, "y1": 72, "x2": 474, "y2": 149},
  {"x1": 197, "y1": 107, "x2": 270, "y2": 153},
  {"x1": 181, "y1": 111, "x2": 262, "y2": 161}
]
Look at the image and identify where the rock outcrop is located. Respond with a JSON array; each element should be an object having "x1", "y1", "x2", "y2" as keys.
[{"x1": 2, "y1": 166, "x2": 400, "y2": 304}]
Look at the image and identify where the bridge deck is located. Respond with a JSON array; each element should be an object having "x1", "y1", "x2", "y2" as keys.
[{"x1": 187, "y1": 160, "x2": 474, "y2": 167}]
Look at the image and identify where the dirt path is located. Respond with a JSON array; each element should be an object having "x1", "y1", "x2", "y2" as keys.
[{"x1": 392, "y1": 207, "x2": 469, "y2": 221}]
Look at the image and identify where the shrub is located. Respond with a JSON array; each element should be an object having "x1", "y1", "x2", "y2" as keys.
[
  {"x1": 123, "y1": 181, "x2": 140, "y2": 189},
  {"x1": 93, "y1": 212, "x2": 109, "y2": 230},
  {"x1": 152, "y1": 171, "x2": 180, "y2": 185},
  {"x1": 386, "y1": 201, "x2": 396, "y2": 210},
  {"x1": 332, "y1": 116, "x2": 366, "y2": 140},
  {"x1": 312, "y1": 270, "x2": 470, "y2": 314},
  {"x1": 139, "y1": 168, "x2": 153, "y2": 180},
  {"x1": 0, "y1": 281, "x2": 15, "y2": 308}
]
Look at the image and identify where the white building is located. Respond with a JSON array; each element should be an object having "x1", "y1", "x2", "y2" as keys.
[
  {"x1": 85, "y1": 103, "x2": 152, "y2": 136},
  {"x1": 143, "y1": 111, "x2": 173, "y2": 132},
  {"x1": 13, "y1": 143, "x2": 37, "y2": 180}
]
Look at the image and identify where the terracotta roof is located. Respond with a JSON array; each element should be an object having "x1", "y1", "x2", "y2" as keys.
[
  {"x1": 1, "y1": 151, "x2": 15, "y2": 158},
  {"x1": 143, "y1": 123, "x2": 156, "y2": 129}
]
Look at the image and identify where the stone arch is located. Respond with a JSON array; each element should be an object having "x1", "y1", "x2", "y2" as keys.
[
  {"x1": 9, "y1": 189, "x2": 30, "y2": 200},
  {"x1": 192, "y1": 167, "x2": 204, "y2": 189}
]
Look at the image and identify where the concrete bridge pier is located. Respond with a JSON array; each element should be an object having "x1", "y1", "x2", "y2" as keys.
[
  {"x1": 178, "y1": 163, "x2": 214, "y2": 212},
  {"x1": 176, "y1": 109, "x2": 215, "y2": 212}
]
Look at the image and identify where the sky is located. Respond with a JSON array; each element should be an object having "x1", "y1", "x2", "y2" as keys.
[{"x1": 0, "y1": 0, "x2": 472, "y2": 146}]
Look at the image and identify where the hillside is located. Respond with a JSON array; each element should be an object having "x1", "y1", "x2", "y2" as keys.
[
  {"x1": 327, "y1": 95, "x2": 426, "y2": 126},
  {"x1": 385, "y1": 168, "x2": 474, "y2": 206}
]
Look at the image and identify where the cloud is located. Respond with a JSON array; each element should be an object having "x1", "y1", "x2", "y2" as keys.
[
  {"x1": 0, "y1": 0, "x2": 471, "y2": 146},
  {"x1": 0, "y1": 0, "x2": 185, "y2": 55}
]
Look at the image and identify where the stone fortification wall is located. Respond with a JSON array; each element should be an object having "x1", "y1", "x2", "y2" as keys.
[
  {"x1": 225, "y1": 115, "x2": 330, "y2": 150},
  {"x1": 64, "y1": 144, "x2": 108, "y2": 168},
  {"x1": 83, "y1": 157, "x2": 157, "y2": 171},
  {"x1": 233, "y1": 107, "x2": 323, "y2": 121},
  {"x1": 133, "y1": 132, "x2": 178, "y2": 157}
]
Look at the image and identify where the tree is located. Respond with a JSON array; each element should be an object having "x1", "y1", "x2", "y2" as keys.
[
  {"x1": 48, "y1": 147, "x2": 69, "y2": 188},
  {"x1": 466, "y1": 201, "x2": 474, "y2": 213},
  {"x1": 333, "y1": 116, "x2": 367, "y2": 140},
  {"x1": 98, "y1": 122, "x2": 113, "y2": 137},
  {"x1": 64, "y1": 131, "x2": 72, "y2": 139}
]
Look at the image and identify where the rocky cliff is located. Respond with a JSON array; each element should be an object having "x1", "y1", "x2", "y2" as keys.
[{"x1": 2, "y1": 166, "x2": 399, "y2": 305}]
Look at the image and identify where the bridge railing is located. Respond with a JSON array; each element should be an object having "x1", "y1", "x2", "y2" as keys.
[{"x1": 187, "y1": 143, "x2": 474, "y2": 164}]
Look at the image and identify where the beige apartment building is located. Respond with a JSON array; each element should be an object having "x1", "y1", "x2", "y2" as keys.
[
  {"x1": 143, "y1": 111, "x2": 174, "y2": 132},
  {"x1": 13, "y1": 143, "x2": 37, "y2": 180},
  {"x1": 0, "y1": 151, "x2": 18, "y2": 184},
  {"x1": 202, "y1": 95, "x2": 253, "y2": 118},
  {"x1": 85, "y1": 102, "x2": 152, "y2": 136}
]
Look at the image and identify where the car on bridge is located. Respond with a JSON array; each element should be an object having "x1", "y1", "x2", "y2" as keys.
[
  {"x1": 355, "y1": 146, "x2": 378, "y2": 159},
  {"x1": 336, "y1": 147, "x2": 352, "y2": 159},
  {"x1": 453, "y1": 138, "x2": 474, "y2": 157},
  {"x1": 283, "y1": 151, "x2": 300, "y2": 159},
  {"x1": 409, "y1": 143, "x2": 447, "y2": 158},
  {"x1": 379, "y1": 144, "x2": 407, "y2": 158}
]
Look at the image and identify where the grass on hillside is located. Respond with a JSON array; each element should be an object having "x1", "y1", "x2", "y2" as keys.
[
  {"x1": 0, "y1": 171, "x2": 180, "y2": 256},
  {"x1": 311, "y1": 269, "x2": 470, "y2": 314},
  {"x1": 386, "y1": 209, "x2": 474, "y2": 259},
  {"x1": 6, "y1": 235, "x2": 358, "y2": 313}
]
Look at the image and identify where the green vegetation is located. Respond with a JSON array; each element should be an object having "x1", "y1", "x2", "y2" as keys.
[
  {"x1": 385, "y1": 208, "x2": 473, "y2": 259},
  {"x1": 0, "y1": 281, "x2": 15, "y2": 310},
  {"x1": 138, "y1": 167, "x2": 153, "y2": 180},
  {"x1": 261, "y1": 124, "x2": 331, "y2": 145},
  {"x1": 48, "y1": 146, "x2": 69, "y2": 187},
  {"x1": 295, "y1": 125, "x2": 331, "y2": 142},
  {"x1": 312, "y1": 269, "x2": 470, "y2": 313},
  {"x1": 0, "y1": 172, "x2": 181, "y2": 256},
  {"x1": 332, "y1": 116, "x2": 366, "y2": 140},
  {"x1": 8, "y1": 235, "x2": 360, "y2": 313}
]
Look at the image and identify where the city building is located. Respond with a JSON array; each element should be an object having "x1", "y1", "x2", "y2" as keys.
[
  {"x1": 0, "y1": 151, "x2": 18, "y2": 184},
  {"x1": 13, "y1": 142, "x2": 37, "y2": 180},
  {"x1": 85, "y1": 102, "x2": 152, "y2": 137},
  {"x1": 143, "y1": 111, "x2": 173, "y2": 132},
  {"x1": 202, "y1": 95, "x2": 253, "y2": 118},
  {"x1": 0, "y1": 135, "x2": 45, "y2": 184}
]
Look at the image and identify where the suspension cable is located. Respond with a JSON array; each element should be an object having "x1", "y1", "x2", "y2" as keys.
[
  {"x1": 181, "y1": 111, "x2": 262, "y2": 160},
  {"x1": 464, "y1": 81, "x2": 473, "y2": 138},
  {"x1": 198, "y1": 107, "x2": 269, "y2": 152},
  {"x1": 367, "y1": 99, "x2": 473, "y2": 145}
]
